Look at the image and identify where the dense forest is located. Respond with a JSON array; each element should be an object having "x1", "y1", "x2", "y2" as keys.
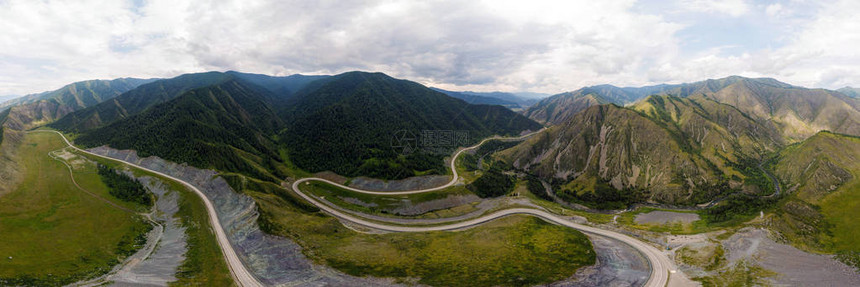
[
  {"x1": 701, "y1": 193, "x2": 779, "y2": 224},
  {"x1": 283, "y1": 72, "x2": 542, "y2": 180},
  {"x1": 97, "y1": 164, "x2": 151, "y2": 206},
  {"x1": 65, "y1": 71, "x2": 540, "y2": 182},
  {"x1": 467, "y1": 163, "x2": 516, "y2": 198},
  {"x1": 76, "y1": 79, "x2": 289, "y2": 182},
  {"x1": 555, "y1": 180, "x2": 650, "y2": 210}
]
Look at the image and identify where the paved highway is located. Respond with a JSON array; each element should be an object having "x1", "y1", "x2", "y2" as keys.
[
  {"x1": 44, "y1": 129, "x2": 682, "y2": 287},
  {"x1": 37, "y1": 130, "x2": 263, "y2": 287},
  {"x1": 332, "y1": 129, "x2": 545, "y2": 195},
  {"x1": 291, "y1": 176, "x2": 674, "y2": 287}
]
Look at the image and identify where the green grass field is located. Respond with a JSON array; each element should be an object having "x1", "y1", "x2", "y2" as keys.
[
  {"x1": 169, "y1": 179, "x2": 235, "y2": 286},
  {"x1": 66, "y1": 146, "x2": 234, "y2": 286},
  {"x1": 251, "y1": 185, "x2": 596, "y2": 287},
  {"x1": 820, "y1": 181, "x2": 860, "y2": 267},
  {"x1": 0, "y1": 132, "x2": 150, "y2": 285}
]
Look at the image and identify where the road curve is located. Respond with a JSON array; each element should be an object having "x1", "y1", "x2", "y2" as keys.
[
  {"x1": 291, "y1": 178, "x2": 672, "y2": 287},
  {"x1": 41, "y1": 128, "x2": 675, "y2": 287},
  {"x1": 33, "y1": 130, "x2": 263, "y2": 287},
  {"x1": 333, "y1": 128, "x2": 545, "y2": 195}
]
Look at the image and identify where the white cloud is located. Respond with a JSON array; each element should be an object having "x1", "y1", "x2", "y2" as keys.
[
  {"x1": 0, "y1": 0, "x2": 858, "y2": 96},
  {"x1": 765, "y1": 3, "x2": 785, "y2": 17},
  {"x1": 679, "y1": 0, "x2": 750, "y2": 17}
]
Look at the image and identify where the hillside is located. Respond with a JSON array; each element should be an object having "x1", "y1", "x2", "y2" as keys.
[
  {"x1": 50, "y1": 72, "x2": 324, "y2": 134},
  {"x1": 525, "y1": 76, "x2": 860, "y2": 142},
  {"x1": 0, "y1": 78, "x2": 153, "y2": 112},
  {"x1": 681, "y1": 77, "x2": 860, "y2": 141},
  {"x1": 431, "y1": 88, "x2": 521, "y2": 109},
  {"x1": 522, "y1": 83, "x2": 682, "y2": 125},
  {"x1": 67, "y1": 71, "x2": 540, "y2": 181},
  {"x1": 0, "y1": 95, "x2": 19, "y2": 104},
  {"x1": 503, "y1": 94, "x2": 785, "y2": 206},
  {"x1": 771, "y1": 131, "x2": 860, "y2": 267},
  {"x1": 0, "y1": 78, "x2": 152, "y2": 132},
  {"x1": 0, "y1": 78, "x2": 151, "y2": 195},
  {"x1": 504, "y1": 104, "x2": 717, "y2": 205},
  {"x1": 284, "y1": 72, "x2": 542, "y2": 179},
  {"x1": 838, "y1": 87, "x2": 860, "y2": 98},
  {"x1": 73, "y1": 77, "x2": 289, "y2": 181},
  {"x1": 523, "y1": 90, "x2": 612, "y2": 124}
]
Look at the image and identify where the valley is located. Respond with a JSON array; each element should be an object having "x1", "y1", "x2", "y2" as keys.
[
  {"x1": 6, "y1": 2, "x2": 860, "y2": 286},
  {"x1": 0, "y1": 132, "x2": 150, "y2": 285},
  {"x1": 1, "y1": 71, "x2": 859, "y2": 287}
]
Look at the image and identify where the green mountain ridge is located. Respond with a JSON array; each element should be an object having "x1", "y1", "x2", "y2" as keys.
[
  {"x1": 63, "y1": 71, "x2": 540, "y2": 181},
  {"x1": 74, "y1": 77, "x2": 290, "y2": 181},
  {"x1": 282, "y1": 71, "x2": 542, "y2": 179},
  {"x1": 769, "y1": 131, "x2": 860, "y2": 268},
  {"x1": 50, "y1": 72, "x2": 326, "y2": 134}
]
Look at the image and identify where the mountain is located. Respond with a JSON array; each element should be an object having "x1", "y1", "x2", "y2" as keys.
[
  {"x1": 432, "y1": 89, "x2": 548, "y2": 108},
  {"x1": 524, "y1": 76, "x2": 860, "y2": 142},
  {"x1": 225, "y1": 71, "x2": 329, "y2": 99},
  {"x1": 522, "y1": 84, "x2": 681, "y2": 125},
  {"x1": 0, "y1": 95, "x2": 20, "y2": 105},
  {"x1": 283, "y1": 72, "x2": 542, "y2": 179},
  {"x1": 431, "y1": 88, "x2": 521, "y2": 109},
  {"x1": 1, "y1": 78, "x2": 153, "y2": 135},
  {"x1": 838, "y1": 87, "x2": 860, "y2": 98},
  {"x1": 73, "y1": 77, "x2": 290, "y2": 181},
  {"x1": 460, "y1": 91, "x2": 541, "y2": 107},
  {"x1": 50, "y1": 72, "x2": 326, "y2": 133},
  {"x1": 523, "y1": 90, "x2": 613, "y2": 124},
  {"x1": 770, "y1": 131, "x2": 860, "y2": 265},
  {"x1": 513, "y1": 92, "x2": 551, "y2": 100},
  {"x1": 502, "y1": 94, "x2": 785, "y2": 206},
  {"x1": 68, "y1": 71, "x2": 540, "y2": 182},
  {"x1": 662, "y1": 76, "x2": 860, "y2": 141},
  {"x1": 0, "y1": 77, "x2": 152, "y2": 195},
  {"x1": 0, "y1": 78, "x2": 153, "y2": 111}
]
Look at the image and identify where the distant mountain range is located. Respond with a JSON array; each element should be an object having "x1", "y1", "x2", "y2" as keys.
[
  {"x1": 0, "y1": 78, "x2": 154, "y2": 195},
  {"x1": 525, "y1": 76, "x2": 860, "y2": 141},
  {"x1": 431, "y1": 88, "x2": 545, "y2": 109},
  {"x1": 0, "y1": 95, "x2": 20, "y2": 105},
  {"x1": 839, "y1": 87, "x2": 860, "y2": 98}
]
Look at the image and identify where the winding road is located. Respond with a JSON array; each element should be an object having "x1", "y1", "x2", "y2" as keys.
[
  {"x1": 33, "y1": 130, "x2": 263, "y2": 287},
  {"x1": 292, "y1": 178, "x2": 674, "y2": 287},
  {"x1": 334, "y1": 129, "x2": 545, "y2": 195},
  {"x1": 41, "y1": 129, "x2": 681, "y2": 287},
  {"x1": 288, "y1": 129, "x2": 679, "y2": 287}
]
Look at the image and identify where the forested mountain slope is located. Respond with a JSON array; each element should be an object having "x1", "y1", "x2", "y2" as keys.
[
  {"x1": 283, "y1": 71, "x2": 542, "y2": 179},
  {"x1": 50, "y1": 72, "x2": 326, "y2": 134},
  {"x1": 770, "y1": 131, "x2": 860, "y2": 268},
  {"x1": 74, "y1": 77, "x2": 289, "y2": 181}
]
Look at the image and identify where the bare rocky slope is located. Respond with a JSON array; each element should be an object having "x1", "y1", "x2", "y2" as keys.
[
  {"x1": 524, "y1": 76, "x2": 860, "y2": 142},
  {"x1": 502, "y1": 94, "x2": 785, "y2": 205}
]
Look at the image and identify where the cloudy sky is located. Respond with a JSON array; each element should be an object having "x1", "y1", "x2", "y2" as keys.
[{"x1": 1, "y1": 0, "x2": 858, "y2": 96}]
